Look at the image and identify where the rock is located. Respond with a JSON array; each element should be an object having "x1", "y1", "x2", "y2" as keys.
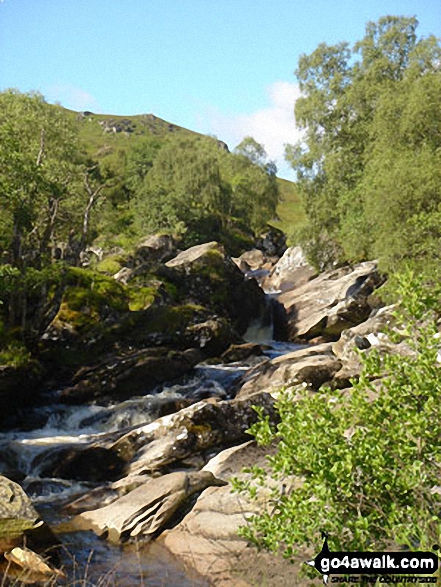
[
  {"x1": 73, "y1": 471, "x2": 227, "y2": 543},
  {"x1": 59, "y1": 347, "x2": 203, "y2": 403},
  {"x1": 133, "y1": 234, "x2": 177, "y2": 266},
  {"x1": 255, "y1": 226, "x2": 287, "y2": 258},
  {"x1": 261, "y1": 246, "x2": 317, "y2": 293},
  {"x1": 221, "y1": 342, "x2": 265, "y2": 363},
  {"x1": 38, "y1": 446, "x2": 126, "y2": 483},
  {"x1": 165, "y1": 241, "x2": 222, "y2": 270},
  {"x1": 37, "y1": 393, "x2": 277, "y2": 486},
  {"x1": 184, "y1": 318, "x2": 237, "y2": 357},
  {"x1": 161, "y1": 441, "x2": 296, "y2": 587},
  {"x1": 112, "y1": 393, "x2": 277, "y2": 477},
  {"x1": 113, "y1": 266, "x2": 133, "y2": 284},
  {"x1": 332, "y1": 306, "x2": 395, "y2": 364},
  {"x1": 0, "y1": 476, "x2": 56, "y2": 554},
  {"x1": 236, "y1": 343, "x2": 341, "y2": 399},
  {"x1": 232, "y1": 249, "x2": 266, "y2": 273},
  {"x1": 164, "y1": 242, "x2": 266, "y2": 335},
  {"x1": 278, "y1": 261, "x2": 383, "y2": 341},
  {"x1": 4, "y1": 547, "x2": 65, "y2": 582},
  {"x1": 330, "y1": 305, "x2": 411, "y2": 388}
]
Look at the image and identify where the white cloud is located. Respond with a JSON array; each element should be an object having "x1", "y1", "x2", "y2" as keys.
[
  {"x1": 45, "y1": 84, "x2": 99, "y2": 112},
  {"x1": 202, "y1": 81, "x2": 303, "y2": 180}
]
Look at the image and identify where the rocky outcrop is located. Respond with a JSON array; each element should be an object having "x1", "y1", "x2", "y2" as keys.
[
  {"x1": 235, "y1": 343, "x2": 342, "y2": 399},
  {"x1": 261, "y1": 246, "x2": 317, "y2": 293},
  {"x1": 113, "y1": 393, "x2": 277, "y2": 477},
  {"x1": 73, "y1": 471, "x2": 227, "y2": 543},
  {"x1": 39, "y1": 393, "x2": 277, "y2": 484},
  {"x1": 278, "y1": 261, "x2": 383, "y2": 341}
]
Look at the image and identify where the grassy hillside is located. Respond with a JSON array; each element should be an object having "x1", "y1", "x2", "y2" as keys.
[
  {"x1": 272, "y1": 177, "x2": 305, "y2": 242},
  {"x1": 68, "y1": 107, "x2": 304, "y2": 243}
]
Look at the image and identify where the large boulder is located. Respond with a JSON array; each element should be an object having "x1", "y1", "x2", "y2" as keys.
[
  {"x1": 235, "y1": 343, "x2": 342, "y2": 400},
  {"x1": 73, "y1": 471, "x2": 226, "y2": 543},
  {"x1": 261, "y1": 246, "x2": 317, "y2": 293},
  {"x1": 255, "y1": 226, "x2": 287, "y2": 258},
  {"x1": 132, "y1": 234, "x2": 177, "y2": 266},
  {"x1": 164, "y1": 242, "x2": 266, "y2": 335},
  {"x1": 278, "y1": 261, "x2": 383, "y2": 341},
  {"x1": 113, "y1": 393, "x2": 277, "y2": 477}
]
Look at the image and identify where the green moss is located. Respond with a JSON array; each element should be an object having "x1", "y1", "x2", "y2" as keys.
[
  {"x1": 0, "y1": 518, "x2": 37, "y2": 541},
  {"x1": 55, "y1": 267, "x2": 129, "y2": 334},
  {"x1": 144, "y1": 304, "x2": 206, "y2": 336},
  {"x1": 66, "y1": 267, "x2": 129, "y2": 312},
  {"x1": 0, "y1": 341, "x2": 33, "y2": 368},
  {"x1": 96, "y1": 256, "x2": 124, "y2": 275},
  {"x1": 128, "y1": 287, "x2": 157, "y2": 311}
]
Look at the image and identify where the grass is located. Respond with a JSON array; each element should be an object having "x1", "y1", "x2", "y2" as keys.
[{"x1": 271, "y1": 178, "x2": 306, "y2": 242}]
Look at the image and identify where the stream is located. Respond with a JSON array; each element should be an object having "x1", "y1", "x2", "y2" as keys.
[{"x1": 0, "y1": 321, "x2": 301, "y2": 585}]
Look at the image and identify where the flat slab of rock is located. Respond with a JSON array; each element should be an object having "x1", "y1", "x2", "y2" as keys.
[
  {"x1": 73, "y1": 471, "x2": 226, "y2": 543},
  {"x1": 278, "y1": 261, "x2": 382, "y2": 340}
]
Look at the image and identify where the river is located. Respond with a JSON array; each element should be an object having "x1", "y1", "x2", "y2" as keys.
[{"x1": 0, "y1": 316, "x2": 302, "y2": 585}]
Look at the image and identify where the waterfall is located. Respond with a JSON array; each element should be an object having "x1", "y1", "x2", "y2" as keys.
[{"x1": 243, "y1": 294, "x2": 287, "y2": 343}]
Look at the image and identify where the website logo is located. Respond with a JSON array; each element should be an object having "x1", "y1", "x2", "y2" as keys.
[{"x1": 306, "y1": 534, "x2": 439, "y2": 584}]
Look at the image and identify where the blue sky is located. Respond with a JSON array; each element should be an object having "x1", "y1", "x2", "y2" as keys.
[{"x1": 1, "y1": 0, "x2": 440, "y2": 178}]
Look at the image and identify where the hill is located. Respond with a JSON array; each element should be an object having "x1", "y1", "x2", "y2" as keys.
[{"x1": 68, "y1": 107, "x2": 303, "y2": 242}]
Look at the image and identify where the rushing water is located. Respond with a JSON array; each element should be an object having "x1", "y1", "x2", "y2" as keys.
[{"x1": 0, "y1": 323, "x2": 303, "y2": 584}]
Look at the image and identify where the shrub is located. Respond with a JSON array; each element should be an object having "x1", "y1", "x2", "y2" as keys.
[{"x1": 233, "y1": 271, "x2": 441, "y2": 555}]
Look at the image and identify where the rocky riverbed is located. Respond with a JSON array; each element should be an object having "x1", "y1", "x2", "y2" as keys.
[{"x1": 0, "y1": 235, "x2": 390, "y2": 585}]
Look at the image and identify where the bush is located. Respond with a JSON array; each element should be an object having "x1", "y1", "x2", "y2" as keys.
[{"x1": 233, "y1": 271, "x2": 441, "y2": 555}]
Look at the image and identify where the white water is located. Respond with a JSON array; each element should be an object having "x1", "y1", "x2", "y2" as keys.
[{"x1": 0, "y1": 338, "x2": 302, "y2": 584}]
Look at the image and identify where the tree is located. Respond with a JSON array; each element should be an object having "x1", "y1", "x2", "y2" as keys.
[
  {"x1": 132, "y1": 134, "x2": 279, "y2": 243},
  {"x1": 286, "y1": 16, "x2": 441, "y2": 271},
  {"x1": 0, "y1": 90, "x2": 107, "y2": 343}
]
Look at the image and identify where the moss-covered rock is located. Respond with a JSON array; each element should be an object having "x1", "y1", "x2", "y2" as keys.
[
  {"x1": 165, "y1": 242, "x2": 266, "y2": 334},
  {"x1": 0, "y1": 476, "x2": 56, "y2": 554}
]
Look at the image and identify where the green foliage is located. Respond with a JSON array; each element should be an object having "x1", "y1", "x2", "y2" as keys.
[
  {"x1": 0, "y1": 90, "x2": 85, "y2": 265},
  {"x1": 131, "y1": 133, "x2": 279, "y2": 246},
  {"x1": 234, "y1": 272, "x2": 441, "y2": 554},
  {"x1": 287, "y1": 16, "x2": 441, "y2": 272}
]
